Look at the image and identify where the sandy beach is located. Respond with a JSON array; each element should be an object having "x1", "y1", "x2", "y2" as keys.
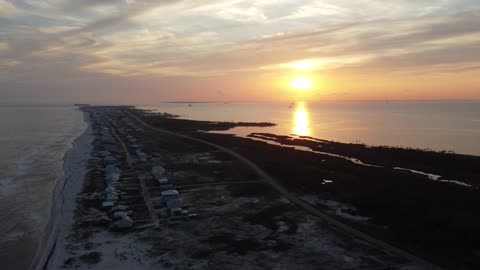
[
  {"x1": 40, "y1": 110, "x2": 157, "y2": 270},
  {"x1": 29, "y1": 113, "x2": 93, "y2": 270}
]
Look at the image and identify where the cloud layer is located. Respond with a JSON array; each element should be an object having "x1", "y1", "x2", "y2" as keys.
[{"x1": 1, "y1": 0, "x2": 479, "y2": 103}]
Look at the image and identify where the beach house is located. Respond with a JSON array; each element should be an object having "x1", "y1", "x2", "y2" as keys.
[
  {"x1": 152, "y1": 166, "x2": 166, "y2": 179},
  {"x1": 166, "y1": 198, "x2": 185, "y2": 216},
  {"x1": 157, "y1": 177, "x2": 169, "y2": 185},
  {"x1": 161, "y1": 189, "x2": 179, "y2": 203},
  {"x1": 112, "y1": 215, "x2": 133, "y2": 229}
]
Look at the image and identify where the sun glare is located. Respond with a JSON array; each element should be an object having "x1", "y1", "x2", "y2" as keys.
[
  {"x1": 293, "y1": 101, "x2": 310, "y2": 136},
  {"x1": 290, "y1": 76, "x2": 313, "y2": 91}
]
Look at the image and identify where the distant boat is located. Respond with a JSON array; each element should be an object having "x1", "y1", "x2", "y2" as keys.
[{"x1": 188, "y1": 104, "x2": 192, "y2": 107}]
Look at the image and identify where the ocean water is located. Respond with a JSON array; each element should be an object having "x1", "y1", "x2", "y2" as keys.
[
  {"x1": 0, "y1": 106, "x2": 86, "y2": 270},
  {"x1": 142, "y1": 101, "x2": 480, "y2": 156}
]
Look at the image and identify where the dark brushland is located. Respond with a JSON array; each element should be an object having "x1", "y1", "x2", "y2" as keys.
[
  {"x1": 63, "y1": 105, "x2": 422, "y2": 269},
  {"x1": 129, "y1": 107, "x2": 480, "y2": 270}
]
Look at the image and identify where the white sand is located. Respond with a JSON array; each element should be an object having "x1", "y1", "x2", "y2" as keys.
[
  {"x1": 40, "y1": 114, "x2": 156, "y2": 270},
  {"x1": 29, "y1": 113, "x2": 93, "y2": 270}
]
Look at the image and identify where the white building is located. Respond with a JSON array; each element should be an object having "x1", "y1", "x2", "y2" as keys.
[
  {"x1": 152, "y1": 166, "x2": 166, "y2": 179},
  {"x1": 161, "y1": 189, "x2": 179, "y2": 203},
  {"x1": 157, "y1": 177, "x2": 169, "y2": 185},
  {"x1": 112, "y1": 216, "x2": 133, "y2": 229}
]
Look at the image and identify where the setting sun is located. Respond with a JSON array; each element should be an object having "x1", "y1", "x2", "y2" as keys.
[{"x1": 290, "y1": 76, "x2": 313, "y2": 91}]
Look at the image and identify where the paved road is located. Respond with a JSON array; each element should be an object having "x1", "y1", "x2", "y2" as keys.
[
  {"x1": 175, "y1": 180, "x2": 266, "y2": 189},
  {"x1": 125, "y1": 110, "x2": 442, "y2": 270}
]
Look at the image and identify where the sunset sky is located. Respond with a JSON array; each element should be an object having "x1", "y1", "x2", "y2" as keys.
[{"x1": 1, "y1": 0, "x2": 479, "y2": 104}]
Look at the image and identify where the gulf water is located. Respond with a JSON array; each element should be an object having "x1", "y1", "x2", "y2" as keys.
[{"x1": 0, "y1": 106, "x2": 86, "y2": 270}]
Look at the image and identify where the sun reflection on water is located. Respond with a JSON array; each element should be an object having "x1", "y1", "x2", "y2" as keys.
[{"x1": 293, "y1": 101, "x2": 310, "y2": 136}]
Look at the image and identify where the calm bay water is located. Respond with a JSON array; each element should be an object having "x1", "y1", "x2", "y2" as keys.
[
  {"x1": 0, "y1": 106, "x2": 86, "y2": 270},
  {"x1": 142, "y1": 101, "x2": 480, "y2": 156}
]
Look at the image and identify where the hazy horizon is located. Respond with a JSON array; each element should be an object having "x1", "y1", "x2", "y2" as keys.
[{"x1": 1, "y1": 99, "x2": 480, "y2": 107}]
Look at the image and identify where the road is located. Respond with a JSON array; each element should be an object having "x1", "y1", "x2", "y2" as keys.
[
  {"x1": 101, "y1": 117, "x2": 133, "y2": 167},
  {"x1": 102, "y1": 116, "x2": 160, "y2": 226},
  {"x1": 125, "y1": 110, "x2": 442, "y2": 270},
  {"x1": 175, "y1": 180, "x2": 266, "y2": 189}
]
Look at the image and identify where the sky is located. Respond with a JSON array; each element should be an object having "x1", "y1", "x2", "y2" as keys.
[{"x1": 1, "y1": 0, "x2": 480, "y2": 104}]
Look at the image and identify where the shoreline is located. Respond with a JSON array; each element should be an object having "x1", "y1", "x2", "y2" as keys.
[
  {"x1": 140, "y1": 101, "x2": 480, "y2": 157},
  {"x1": 29, "y1": 111, "x2": 93, "y2": 270},
  {"x1": 133, "y1": 107, "x2": 479, "y2": 186},
  {"x1": 27, "y1": 106, "x2": 480, "y2": 269},
  {"x1": 245, "y1": 133, "x2": 475, "y2": 188}
]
